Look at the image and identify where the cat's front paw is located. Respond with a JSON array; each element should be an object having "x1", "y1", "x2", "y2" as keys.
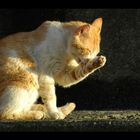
[
  {"x1": 49, "y1": 111, "x2": 65, "y2": 120},
  {"x1": 48, "y1": 103, "x2": 76, "y2": 120},
  {"x1": 92, "y1": 55, "x2": 106, "y2": 68}
]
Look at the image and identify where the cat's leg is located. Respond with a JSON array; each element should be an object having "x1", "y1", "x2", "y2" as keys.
[
  {"x1": 1, "y1": 110, "x2": 45, "y2": 120},
  {"x1": 39, "y1": 83, "x2": 59, "y2": 119},
  {"x1": 31, "y1": 103, "x2": 75, "y2": 119},
  {"x1": 71, "y1": 55, "x2": 106, "y2": 81},
  {"x1": 39, "y1": 83, "x2": 75, "y2": 119},
  {"x1": 55, "y1": 55, "x2": 106, "y2": 87},
  {"x1": 82, "y1": 55, "x2": 106, "y2": 74},
  {"x1": 0, "y1": 86, "x2": 44, "y2": 120},
  {"x1": 31, "y1": 104, "x2": 47, "y2": 111},
  {"x1": 58, "y1": 103, "x2": 76, "y2": 119}
]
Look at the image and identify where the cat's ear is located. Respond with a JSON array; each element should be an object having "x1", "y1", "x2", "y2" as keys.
[
  {"x1": 92, "y1": 18, "x2": 103, "y2": 33},
  {"x1": 75, "y1": 24, "x2": 90, "y2": 36}
]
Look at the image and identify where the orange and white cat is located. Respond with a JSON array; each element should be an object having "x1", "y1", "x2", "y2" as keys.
[{"x1": 0, "y1": 18, "x2": 106, "y2": 120}]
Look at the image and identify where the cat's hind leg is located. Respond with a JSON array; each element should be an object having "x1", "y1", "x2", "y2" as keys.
[
  {"x1": 31, "y1": 104, "x2": 47, "y2": 111},
  {"x1": 31, "y1": 103, "x2": 76, "y2": 119},
  {"x1": 0, "y1": 85, "x2": 44, "y2": 120},
  {"x1": 1, "y1": 110, "x2": 45, "y2": 120}
]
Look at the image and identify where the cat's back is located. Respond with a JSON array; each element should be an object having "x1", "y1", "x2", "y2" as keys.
[
  {"x1": 0, "y1": 32, "x2": 36, "y2": 68},
  {"x1": 0, "y1": 32, "x2": 40, "y2": 93}
]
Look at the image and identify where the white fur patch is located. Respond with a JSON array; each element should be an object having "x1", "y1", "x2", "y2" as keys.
[
  {"x1": 0, "y1": 86, "x2": 38, "y2": 113},
  {"x1": 28, "y1": 21, "x2": 67, "y2": 75}
]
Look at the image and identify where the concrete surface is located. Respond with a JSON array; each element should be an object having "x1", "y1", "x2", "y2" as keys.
[{"x1": 1, "y1": 111, "x2": 140, "y2": 132}]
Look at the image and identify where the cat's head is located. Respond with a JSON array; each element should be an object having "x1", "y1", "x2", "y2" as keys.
[{"x1": 67, "y1": 18, "x2": 103, "y2": 63}]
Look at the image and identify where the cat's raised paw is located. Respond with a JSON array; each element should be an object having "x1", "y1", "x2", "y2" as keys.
[{"x1": 92, "y1": 55, "x2": 106, "y2": 68}]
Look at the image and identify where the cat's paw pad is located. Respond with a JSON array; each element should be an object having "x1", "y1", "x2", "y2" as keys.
[
  {"x1": 93, "y1": 55, "x2": 106, "y2": 68},
  {"x1": 97, "y1": 55, "x2": 106, "y2": 66}
]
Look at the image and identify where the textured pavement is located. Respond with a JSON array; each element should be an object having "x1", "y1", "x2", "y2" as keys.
[{"x1": 1, "y1": 111, "x2": 140, "y2": 132}]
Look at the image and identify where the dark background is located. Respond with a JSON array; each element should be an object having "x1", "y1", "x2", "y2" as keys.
[{"x1": 0, "y1": 9, "x2": 140, "y2": 110}]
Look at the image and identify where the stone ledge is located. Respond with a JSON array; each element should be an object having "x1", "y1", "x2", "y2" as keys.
[{"x1": 1, "y1": 111, "x2": 140, "y2": 132}]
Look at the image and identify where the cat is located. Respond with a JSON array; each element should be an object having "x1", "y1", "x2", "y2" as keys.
[{"x1": 0, "y1": 18, "x2": 106, "y2": 120}]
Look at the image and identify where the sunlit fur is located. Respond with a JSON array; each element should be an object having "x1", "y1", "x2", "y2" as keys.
[{"x1": 0, "y1": 18, "x2": 106, "y2": 120}]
